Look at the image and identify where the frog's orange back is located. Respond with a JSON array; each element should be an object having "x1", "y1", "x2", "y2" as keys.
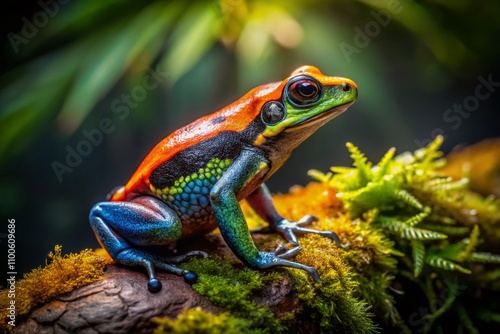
[{"x1": 110, "y1": 81, "x2": 284, "y2": 201}]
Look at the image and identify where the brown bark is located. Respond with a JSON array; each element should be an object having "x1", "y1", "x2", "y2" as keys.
[
  {"x1": 13, "y1": 234, "x2": 300, "y2": 334},
  {"x1": 13, "y1": 266, "x2": 222, "y2": 334}
]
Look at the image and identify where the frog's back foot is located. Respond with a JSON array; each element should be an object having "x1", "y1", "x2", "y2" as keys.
[
  {"x1": 114, "y1": 248, "x2": 198, "y2": 292},
  {"x1": 89, "y1": 195, "x2": 192, "y2": 292}
]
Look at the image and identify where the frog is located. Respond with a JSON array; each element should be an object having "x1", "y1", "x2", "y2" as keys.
[{"x1": 89, "y1": 65, "x2": 358, "y2": 292}]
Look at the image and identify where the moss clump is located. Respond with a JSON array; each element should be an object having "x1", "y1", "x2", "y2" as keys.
[
  {"x1": 153, "y1": 307, "x2": 257, "y2": 334},
  {"x1": 181, "y1": 257, "x2": 286, "y2": 333},
  {"x1": 271, "y1": 183, "x2": 400, "y2": 325},
  {"x1": 291, "y1": 234, "x2": 377, "y2": 333},
  {"x1": 310, "y1": 136, "x2": 500, "y2": 332},
  {"x1": 0, "y1": 246, "x2": 110, "y2": 331}
]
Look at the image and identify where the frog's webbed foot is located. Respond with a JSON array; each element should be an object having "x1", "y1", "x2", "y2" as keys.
[
  {"x1": 256, "y1": 244, "x2": 320, "y2": 282},
  {"x1": 254, "y1": 215, "x2": 346, "y2": 248},
  {"x1": 116, "y1": 248, "x2": 205, "y2": 292},
  {"x1": 89, "y1": 196, "x2": 207, "y2": 293}
]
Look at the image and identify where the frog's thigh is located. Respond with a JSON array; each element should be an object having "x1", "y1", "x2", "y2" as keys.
[{"x1": 90, "y1": 196, "x2": 182, "y2": 249}]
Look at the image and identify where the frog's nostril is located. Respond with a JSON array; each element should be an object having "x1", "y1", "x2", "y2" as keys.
[{"x1": 342, "y1": 83, "x2": 351, "y2": 92}]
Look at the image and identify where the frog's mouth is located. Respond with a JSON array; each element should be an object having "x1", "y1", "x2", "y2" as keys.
[{"x1": 286, "y1": 101, "x2": 354, "y2": 131}]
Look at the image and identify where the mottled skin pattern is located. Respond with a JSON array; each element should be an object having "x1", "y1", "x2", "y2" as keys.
[{"x1": 89, "y1": 66, "x2": 358, "y2": 292}]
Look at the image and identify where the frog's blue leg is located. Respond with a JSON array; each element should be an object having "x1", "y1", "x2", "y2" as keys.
[
  {"x1": 89, "y1": 196, "x2": 206, "y2": 292},
  {"x1": 210, "y1": 148, "x2": 321, "y2": 281},
  {"x1": 247, "y1": 184, "x2": 344, "y2": 247}
]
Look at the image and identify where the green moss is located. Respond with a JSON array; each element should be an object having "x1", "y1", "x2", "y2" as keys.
[
  {"x1": 310, "y1": 136, "x2": 500, "y2": 332},
  {"x1": 181, "y1": 257, "x2": 286, "y2": 333},
  {"x1": 180, "y1": 239, "x2": 379, "y2": 334},
  {"x1": 291, "y1": 234, "x2": 378, "y2": 333},
  {"x1": 153, "y1": 307, "x2": 258, "y2": 334}
]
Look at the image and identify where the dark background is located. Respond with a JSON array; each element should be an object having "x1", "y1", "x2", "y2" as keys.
[{"x1": 0, "y1": 0, "x2": 499, "y2": 279}]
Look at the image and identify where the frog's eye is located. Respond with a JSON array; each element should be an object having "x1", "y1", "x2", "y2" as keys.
[
  {"x1": 261, "y1": 101, "x2": 286, "y2": 125},
  {"x1": 287, "y1": 77, "x2": 321, "y2": 106}
]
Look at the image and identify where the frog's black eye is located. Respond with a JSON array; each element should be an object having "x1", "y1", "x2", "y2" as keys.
[
  {"x1": 261, "y1": 101, "x2": 286, "y2": 125},
  {"x1": 287, "y1": 78, "x2": 321, "y2": 106}
]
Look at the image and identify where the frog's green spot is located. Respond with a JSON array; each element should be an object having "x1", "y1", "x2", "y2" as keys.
[{"x1": 155, "y1": 158, "x2": 234, "y2": 221}]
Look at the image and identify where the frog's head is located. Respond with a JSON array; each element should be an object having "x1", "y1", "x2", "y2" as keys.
[
  {"x1": 260, "y1": 65, "x2": 357, "y2": 137},
  {"x1": 252, "y1": 66, "x2": 357, "y2": 163}
]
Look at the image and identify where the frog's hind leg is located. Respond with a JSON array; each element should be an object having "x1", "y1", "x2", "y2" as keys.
[{"x1": 89, "y1": 196, "x2": 205, "y2": 292}]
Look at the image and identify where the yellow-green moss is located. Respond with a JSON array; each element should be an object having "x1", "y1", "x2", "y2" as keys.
[
  {"x1": 310, "y1": 136, "x2": 500, "y2": 332},
  {"x1": 271, "y1": 183, "x2": 400, "y2": 324},
  {"x1": 0, "y1": 246, "x2": 110, "y2": 331},
  {"x1": 180, "y1": 257, "x2": 286, "y2": 333},
  {"x1": 153, "y1": 307, "x2": 257, "y2": 334},
  {"x1": 181, "y1": 182, "x2": 386, "y2": 333},
  {"x1": 291, "y1": 234, "x2": 377, "y2": 333}
]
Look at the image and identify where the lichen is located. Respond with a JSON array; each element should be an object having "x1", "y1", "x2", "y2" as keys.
[{"x1": 0, "y1": 246, "x2": 110, "y2": 331}]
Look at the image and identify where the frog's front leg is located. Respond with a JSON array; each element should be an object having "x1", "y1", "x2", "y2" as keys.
[
  {"x1": 89, "y1": 196, "x2": 205, "y2": 292},
  {"x1": 210, "y1": 148, "x2": 321, "y2": 281},
  {"x1": 247, "y1": 184, "x2": 344, "y2": 247}
]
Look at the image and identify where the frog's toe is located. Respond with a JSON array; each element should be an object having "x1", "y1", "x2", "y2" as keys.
[
  {"x1": 148, "y1": 278, "x2": 162, "y2": 293},
  {"x1": 256, "y1": 250, "x2": 321, "y2": 282},
  {"x1": 276, "y1": 216, "x2": 344, "y2": 247},
  {"x1": 272, "y1": 243, "x2": 289, "y2": 255},
  {"x1": 296, "y1": 215, "x2": 319, "y2": 226},
  {"x1": 293, "y1": 226, "x2": 344, "y2": 247},
  {"x1": 183, "y1": 271, "x2": 198, "y2": 284},
  {"x1": 274, "y1": 245, "x2": 301, "y2": 259}
]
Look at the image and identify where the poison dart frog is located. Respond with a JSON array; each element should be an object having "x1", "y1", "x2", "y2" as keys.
[{"x1": 89, "y1": 65, "x2": 358, "y2": 292}]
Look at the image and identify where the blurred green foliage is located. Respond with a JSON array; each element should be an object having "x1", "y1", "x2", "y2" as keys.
[{"x1": 1, "y1": 0, "x2": 499, "y2": 161}]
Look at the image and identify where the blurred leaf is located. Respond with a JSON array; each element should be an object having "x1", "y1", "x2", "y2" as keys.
[
  {"x1": 0, "y1": 48, "x2": 80, "y2": 157},
  {"x1": 1, "y1": 0, "x2": 499, "y2": 164},
  {"x1": 439, "y1": 138, "x2": 500, "y2": 197},
  {"x1": 161, "y1": 2, "x2": 222, "y2": 85},
  {"x1": 57, "y1": 1, "x2": 184, "y2": 133},
  {"x1": 358, "y1": 0, "x2": 477, "y2": 71}
]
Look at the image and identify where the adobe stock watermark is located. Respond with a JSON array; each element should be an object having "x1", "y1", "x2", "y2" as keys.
[
  {"x1": 414, "y1": 73, "x2": 499, "y2": 148},
  {"x1": 340, "y1": 0, "x2": 403, "y2": 63},
  {"x1": 8, "y1": 0, "x2": 71, "y2": 54},
  {"x1": 6, "y1": 219, "x2": 17, "y2": 327},
  {"x1": 403, "y1": 277, "x2": 467, "y2": 333},
  {"x1": 51, "y1": 65, "x2": 169, "y2": 182}
]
